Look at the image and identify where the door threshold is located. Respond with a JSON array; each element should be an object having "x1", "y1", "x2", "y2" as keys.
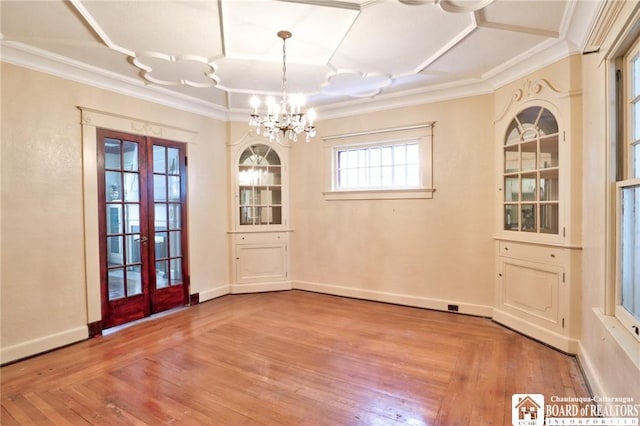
[{"x1": 103, "y1": 306, "x2": 188, "y2": 335}]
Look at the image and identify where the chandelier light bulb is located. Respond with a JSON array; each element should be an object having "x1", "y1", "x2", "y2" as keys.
[{"x1": 248, "y1": 30, "x2": 317, "y2": 143}]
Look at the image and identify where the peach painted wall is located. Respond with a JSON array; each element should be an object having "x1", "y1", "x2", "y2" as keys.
[
  {"x1": 1, "y1": 63, "x2": 229, "y2": 363},
  {"x1": 286, "y1": 94, "x2": 496, "y2": 314},
  {"x1": 576, "y1": 1, "x2": 640, "y2": 402}
]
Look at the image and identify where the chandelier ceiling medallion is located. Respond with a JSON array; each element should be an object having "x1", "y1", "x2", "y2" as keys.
[{"x1": 249, "y1": 30, "x2": 317, "y2": 143}]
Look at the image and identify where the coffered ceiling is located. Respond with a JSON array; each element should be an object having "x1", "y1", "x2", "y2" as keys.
[{"x1": 0, "y1": 0, "x2": 603, "y2": 120}]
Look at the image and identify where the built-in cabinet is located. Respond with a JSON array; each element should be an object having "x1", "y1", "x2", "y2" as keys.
[
  {"x1": 229, "y1": 139, "x2": 291, "y2": 293},
  {"x1": 493, "y1": 79, "x2": 582, "y2": 354}
]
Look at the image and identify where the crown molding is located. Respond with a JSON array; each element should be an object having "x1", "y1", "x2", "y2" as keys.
[
  {"x1": 1, "y1": 40, "x2": 229, "y2": 121},
  {"x1": 3, "y1": 35, "x2": 576, "y2": 123}
]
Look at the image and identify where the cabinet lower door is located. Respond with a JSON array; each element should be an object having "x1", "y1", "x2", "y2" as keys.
[{"x1": 494, "y1": 258, "x2": 572, "y2": 351}]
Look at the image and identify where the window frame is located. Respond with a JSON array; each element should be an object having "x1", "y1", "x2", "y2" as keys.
[
  {"x1": 334, "y1": 139, "x2": 421, "y2": 191},
  {"x1": 322, "y1": 123, "x2": 435, "y2": 201},
  {"x1": 613, "y1": 37, "x2": 640, "y2": 342}
]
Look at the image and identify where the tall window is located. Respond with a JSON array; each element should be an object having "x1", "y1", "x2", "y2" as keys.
[
  {"x1": 336, "y1": 141, "x2": 420, "y2": 190},
  {"x1": 616, "y1": 36, "x2": 640, "y2": 341}
]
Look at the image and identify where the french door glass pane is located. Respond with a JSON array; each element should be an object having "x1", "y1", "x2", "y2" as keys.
[
  {"x1": 168, "y1": 176, "x2": 181, "y2": 201},
  {"x1": 123, "y1": 141, "x2": 139, "y2": 171},
  {"x1": 125, "y1": 204, "x2": 140, "y2": 233},
  {"x1": 168, "y1": 148, "x2": 179, "y2": 174},
  {"x1": 105, "y1": 171, "x2": 121, "y2": 201},
  {"x1": 170, "y1": 231, "x2": 182, "y2": 257},
  {"x1": 126, "y1": 235, "x2": 141, "y2": 264},
  {"x1": 155, "y1": 232, "x2": 168, "y2": 258},
  {"x1": 108, "y1": 268, "x2": 125, "y2": 300},
  {"x1": 155, "y1": 204, "x2": 167, "y2": 230},
  {"x1": 168, "y1": 203, "x2": 181, "y2": 229},
  {"x1": 156, "y1": 260, "x2": 169, "y2": 289},
  {"x1": 106, "y1": 205, "x2": 122, "y2": 234},
  {"x1": 105, "y1": 139, "x2": 121, "y2": 169},
  {"x1": 154, "y1": 175, "x2": 167, "y2": 201},
  {"x1": 154, "y1": 145, "x2": 166, "y2": 173},
  {"x1": 123, "y1": 173, "x2": 139, "y2": 202},
  {"x1": 170, "y1": 259, "x2": 182, "y2": 285},
  {"x1": 127, "y1": 265, "x2": 142, "y2": 296},
  {"x1": 107, "y1": 236, "x2": 123, "y2": 265}
]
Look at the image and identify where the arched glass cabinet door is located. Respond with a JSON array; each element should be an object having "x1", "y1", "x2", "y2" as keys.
[
  {"x1": 503, "y1": 106, "x2": 559, "y2": 234},
  {"x1": 238, "y1": 144, "x2": 282, "y2": 226}
]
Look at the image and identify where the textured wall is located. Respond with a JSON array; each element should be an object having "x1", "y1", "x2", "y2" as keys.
[{"x1": 1, "y1": 64, "x2": 229, "y2": 363}]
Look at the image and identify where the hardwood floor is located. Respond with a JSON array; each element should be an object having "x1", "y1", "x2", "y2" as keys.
[{"x1": 1, "y1": 290, "x2": 590, "y2": 425}]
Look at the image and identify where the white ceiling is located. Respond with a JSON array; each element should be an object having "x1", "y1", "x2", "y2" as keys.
[{"x1": 0, "y1": 0, "x2": 603, "y2": 120}]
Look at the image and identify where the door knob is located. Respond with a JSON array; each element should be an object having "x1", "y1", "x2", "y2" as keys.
[{"x1": 140, "y1": 236, "x2": 149, "y2": 244}]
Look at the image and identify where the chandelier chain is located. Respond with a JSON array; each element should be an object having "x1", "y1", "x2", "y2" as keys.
[
  {"x1": 248, "y1": 30, "x2": 316, "y2": 143},
  {"x1": 282, "y1": 38, "x2": 287, "y2": 96}
]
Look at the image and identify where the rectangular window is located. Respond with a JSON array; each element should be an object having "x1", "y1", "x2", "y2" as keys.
[
  {"x1": 322, "y1": 123, "x2": 434, "y2": 200},
  {"x1": 336, "y1": 142, "x2": 420, "y2": 190},
  {"x1": 617, "y1": 180, "x2": 640, "y2": 328},
  {"x1": 616, "y1": 37, "x2": 640, "y2": 341}
]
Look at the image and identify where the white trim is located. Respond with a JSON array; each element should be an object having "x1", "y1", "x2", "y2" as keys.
[
  {"x1": 78, "y1": 107, "x2": 199, "y2": 143},
  {"x1": 79, "y1": 108, "x2": 198, "y2": 324},
  {"x1": 323, "y1": 123, "x2": 434, "y2": 199},
  {"x1": 231, "y1": 281, "x2": 292, "y2": 294},
  {"x1": 322, "y1": 122, "x2": 435, "y2": 141},
  {"x1": 594, "y1": 308, "x2": 640, "y2": 371},
  {"x1": 0, "y1": 326, "x2": 88, "y2": 365},
  {"x1": 576, "y1": 341, "x2": 605, "y2": 398},
  {"x1": 293, "y1": 280, "x2": 493, "y2": 317},
  {"x1": 323, "y1": 188, "x2": 435, "y2": 201},
  {"x1": 198, "y1": 284, "x2": 232, "y2": 303},
  {"x1": 493, "y1": 308, "x2": 579, "y2": 354}
]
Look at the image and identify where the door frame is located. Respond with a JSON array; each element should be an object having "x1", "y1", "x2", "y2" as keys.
[{"x1": 80, "y1": 107, "x2": 197, "y2": 335}]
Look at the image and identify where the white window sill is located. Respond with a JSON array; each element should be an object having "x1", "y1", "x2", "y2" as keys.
[
  {"x1": 594, "y1": 308, "x2": 640, "y2": 370},
  {"x1": 323, "y1": 188, "x2": 435, "y2": 201}
]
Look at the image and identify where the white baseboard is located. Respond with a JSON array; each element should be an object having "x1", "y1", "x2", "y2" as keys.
[
  {"x1": 198, "y1": 284, "x2": 231, "y2": 302},
  {"x1": 576, "y1": 341, "x2": 605, "y2": 397},
  {"x1": 1, "y1": 326, "x2": 88, "y2": 365},
  {"x1": 293, "y1": 280, "x2": 493, "y2": 317},
  {"x1": 493, "y1": 308, "x2": 579, "y2": 354},
  {"x1": 231, "y1": 281, "x2": 292, "y2": 294}
]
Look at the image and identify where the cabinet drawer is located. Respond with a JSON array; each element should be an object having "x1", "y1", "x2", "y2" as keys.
[
  {"x1": 234, "y1": 232, "x2": 288, "y2": 245},
  {"x1": 498, "y1": 241, "x2": 564, "y2": 264}
]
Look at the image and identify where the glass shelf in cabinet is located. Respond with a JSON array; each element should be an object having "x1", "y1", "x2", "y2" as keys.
[
  {"x1": 504, "y1": 204, "x2": 519, "y2": 231},
  {"x1": 521, "y1": 140, "x2": 537, "y2": 171},
  {"x1": 539, "y1": 203, "x2": 559, "y2": 234},
  {"x1": 268, "y1": 167, "x2": 282, "y2": 185},
  {"x1": 504, "y1": 145, "x2": 519, "y2": 173},
  {"x1": 539, "y1": 135, "x2": 559, "y2": 169},
  {"x1": 521, "y1": 174, "x2": 537, "y2": 202},
  {"x1": 504, "y1": 176, "x2": 520, "y2": 202},
  {"x1": 539, "y1": 170, "x2": 559, "y2": 201},
  {"x1": 520, "y1": 204, "x2": 537, "y2": 232}
]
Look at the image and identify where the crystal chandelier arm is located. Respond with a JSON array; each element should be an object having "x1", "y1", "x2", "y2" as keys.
[{"x1": 248, "y1": 30, "x2": 315, "y2": 143}]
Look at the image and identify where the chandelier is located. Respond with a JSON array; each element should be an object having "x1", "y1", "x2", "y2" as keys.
[{"x1": 249, "y1": 30, "x2": 317, "y2": 143}]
